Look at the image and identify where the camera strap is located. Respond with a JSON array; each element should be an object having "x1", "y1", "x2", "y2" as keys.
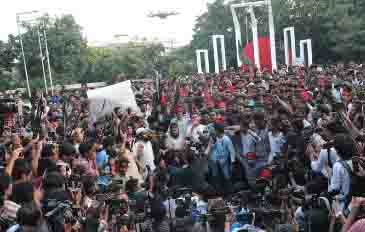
[
  {"x1": 327, "y1": 148, "x2": 333, "y2": 169},
  {"x1": 339, "y1": 160, "x2": 354, "y2": 207}
]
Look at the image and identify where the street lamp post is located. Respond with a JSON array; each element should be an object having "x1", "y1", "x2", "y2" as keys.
[
  {"x1": 37, "y1": 27, "x2": 48, "y2": 95},
  {"x1": 43, "y1": 22, "x2": 54, "y2": 96},
  {"x1": 16, "y1": 10, "x2": 54, "y2": 96},
  {"x1": 16, "y1": 14, "x2": 31, "y2": 98}
]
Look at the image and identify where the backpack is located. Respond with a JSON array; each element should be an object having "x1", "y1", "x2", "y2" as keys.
[{"x1": 340, "y1": 160, "x2": 365, "y2": 198}]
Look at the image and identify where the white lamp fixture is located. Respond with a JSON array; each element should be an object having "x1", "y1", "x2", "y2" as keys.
[
  {"x1": 196, "y1": 49, "x2": 209, "y2": 73},
  {"x1": 231, "y1": 0, "x2": 277, "y2": 71},
  {"x1": 212, "y1": 35, "x2": 227, "y2": 73}
]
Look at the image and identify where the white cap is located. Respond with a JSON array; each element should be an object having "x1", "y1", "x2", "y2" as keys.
[{"x1": 136, "y1": 128, "x2": 147, "y2": 136}]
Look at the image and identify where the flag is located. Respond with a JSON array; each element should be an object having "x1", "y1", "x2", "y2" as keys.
[{"x1": 240, "y1": 36, "x2": 272, "y2": 72}]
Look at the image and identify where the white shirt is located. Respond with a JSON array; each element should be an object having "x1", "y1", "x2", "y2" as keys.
[
  {"x1": 268, "y1": 131, "x2": 285, "y2": 162},
  {"x1": 133, "y1": 140, "x2": 156, "y2": 177},
  {"x1": 311, "y1": 148, "x2": 339, "y2": 178},
  {"x1": 329, "y1": 160, "x2": 352, "y2": 201},
  {"x1": 165, "y1": 134, "x2": 185, "y2": 151}
]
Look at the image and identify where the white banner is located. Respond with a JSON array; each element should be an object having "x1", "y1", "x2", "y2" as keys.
[{"x1": 87, "y1": 80, "x2": 140, "y2": 121}]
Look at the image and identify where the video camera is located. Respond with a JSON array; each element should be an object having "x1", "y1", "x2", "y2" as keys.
[
  {"x1": 186, "y1": 137, "x2": 205, "y2": 156},
  {"x1": 0, "y1": 98, "x2": 17, "y2": 114},
  {"x1": 199, "y1": 201, "x2": 231, "y2": 224},
  {"x1": 67, "y1": 174, "x2": 82, "y2": 193}
]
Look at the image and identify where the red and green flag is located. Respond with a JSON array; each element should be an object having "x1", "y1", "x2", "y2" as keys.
[{"x1": 240, "y1": 36, "x2": 272, "y2": 72}]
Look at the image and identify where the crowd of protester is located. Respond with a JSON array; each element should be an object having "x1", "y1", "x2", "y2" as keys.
[{"x1": 1, "y1": 64, "x2": 365, "y2": 232}]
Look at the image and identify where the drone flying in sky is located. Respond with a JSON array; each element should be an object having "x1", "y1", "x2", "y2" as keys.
[{"x1": 147, "y1": 11, "x2": 180, "y2": 19}]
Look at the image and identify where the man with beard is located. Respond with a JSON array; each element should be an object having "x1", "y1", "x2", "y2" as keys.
[
  {"x1": 186, "y1": 113, "x2": 206, "y2": 144},
  {"x1": 165, "y1": 120, "x2": 185, "y2": 152}
]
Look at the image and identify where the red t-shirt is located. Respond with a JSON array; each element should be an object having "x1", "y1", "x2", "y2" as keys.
[
  {"x1": 160, "y1": 95, "x2": 167, "y2": 105},
  {"x1": 180, "y1": 87, "x2": 189, "y2": 97}
]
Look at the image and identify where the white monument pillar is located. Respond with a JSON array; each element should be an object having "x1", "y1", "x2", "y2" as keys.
[
  {"x1": 283, "y1": 27, "x2": 313, "y2": 66},
  {"x1": 283, "y1": 27, "x2": 296, "y2": 66},
  {"x1": 300, "y1": 39, "x2": 313, "y2": 66},
  {"x1": 212, "y1": 35, "x2": 227, "y2": 73},
  {"x1": 267, "y1": 0, "x2": 277, "y2": 71},
  {"x1": 231, "y1": 0, "x2": 277, "y2": 72},
  {"x1": 196, "y1": 49, "x2": 209, "y2": 73}
]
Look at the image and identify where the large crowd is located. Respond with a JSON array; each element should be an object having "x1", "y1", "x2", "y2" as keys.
[{"x1": 1, "y1": 64, "x2": 365, "y2": 232}]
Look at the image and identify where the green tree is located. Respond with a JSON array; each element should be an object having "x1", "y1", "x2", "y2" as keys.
[
  {"x1": 191, "y1": 0, "x2": 237, "y2": 69},
  {"x1": 9, "y1": 14, "x2": 88, "y2": 88},
  {"x1": 0, "y1": 39, "x2": 16, "y2": 73}
]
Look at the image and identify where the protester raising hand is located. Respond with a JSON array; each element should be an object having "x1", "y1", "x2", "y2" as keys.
[
  {"x1": 341, "y1": 197, "x2": 365, "y2": 232},
  {"x1": 4, "y1": 147, "x2": 23, "y2": 176},
  {"x1": 119, "y1": 225, "x2": 129, "y2": 232},
  {"x1": 31, "y1": 138, "x2": 43, "y2": 177},
  {"x1": 11, "y1": 147, "x2": 23, "y2": 160}
]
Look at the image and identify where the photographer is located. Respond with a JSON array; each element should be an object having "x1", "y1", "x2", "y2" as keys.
[
  {"x1": 329, "y1": 133, "x2": 357, "y2": 211},
  {"x1": 303, "y1": 133, "x2": 339, "y2": 194}
]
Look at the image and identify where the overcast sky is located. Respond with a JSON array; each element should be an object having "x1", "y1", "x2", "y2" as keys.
[{"x1": 1, "y1": 0, "x2": 213, "y2": 46}]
